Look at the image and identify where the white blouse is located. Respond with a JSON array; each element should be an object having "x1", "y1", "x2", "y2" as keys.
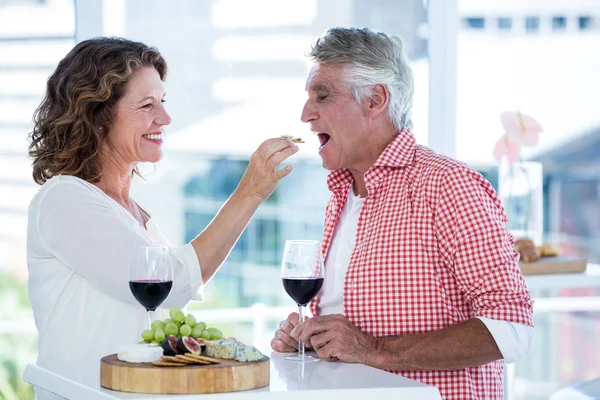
[
  {"x1": 27, "y1": 175, "x2": 203, "y2": 399},
  {"x1": 319, "y1": 187, "x2": 534, "y2": 364}
]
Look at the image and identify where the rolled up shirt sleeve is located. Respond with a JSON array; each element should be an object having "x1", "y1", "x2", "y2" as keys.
[
  {"x1": 477, "y1": 317, "x2": 535, "y2": 363},
  {"x1": 36, "y1": 179, "x2": 203, "y2": 307},
  {"x1": 435, "y1": 166, "x2": 534, "y2": 327}
]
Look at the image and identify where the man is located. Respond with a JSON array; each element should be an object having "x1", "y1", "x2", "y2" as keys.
[{"x1": 271, "y1": 28, "x2": 534, "y2": 400}]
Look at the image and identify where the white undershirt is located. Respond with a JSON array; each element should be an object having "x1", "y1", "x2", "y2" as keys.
[{"x1": 319, "y1": 187, "x2": 534, "y2": 364}]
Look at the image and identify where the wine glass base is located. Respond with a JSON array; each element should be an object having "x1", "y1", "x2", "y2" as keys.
[{"x1": 284, "y1": 354, "x2": 321, "y2": 362}]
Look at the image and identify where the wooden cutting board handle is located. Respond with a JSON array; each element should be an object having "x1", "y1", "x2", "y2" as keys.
[{"x1": 100, "y1": 354, "x2": 270, "y2": 394}]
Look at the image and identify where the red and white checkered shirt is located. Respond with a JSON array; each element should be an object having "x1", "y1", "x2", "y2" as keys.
[{"x1": 310, "y1": 129, "x2": 534, "y2": 400}]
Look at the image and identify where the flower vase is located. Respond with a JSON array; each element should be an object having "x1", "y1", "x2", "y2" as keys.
[{"x1": 498, "y1": 161, "x2": 543, "y2": 245}]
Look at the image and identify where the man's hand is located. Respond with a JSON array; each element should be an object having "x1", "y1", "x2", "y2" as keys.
[
  {"x1": 271, "y1": 312, "x2": 307, "y2": 353},
  {"x1": 291, "y1": 314, "x2": 376, "y2": 364}
]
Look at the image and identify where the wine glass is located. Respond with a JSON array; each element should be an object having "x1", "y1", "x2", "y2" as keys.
[
  {"x1": 281, "y1": 240, "x2": 325, "y2": 362},
  {"x1": 129, "y1": 244, "x2": 174, "y2": 329}
]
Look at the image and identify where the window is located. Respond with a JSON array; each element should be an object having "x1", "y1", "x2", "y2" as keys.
[
  {"x1": 458, "y1": 3, "x2": 600, "y2": 398},
  {"x1": 579, "y1": 16, "x2": 594, "y2": 30},
  {"x1": 553, "y1": 16, "x2": 567, "y2": 31},
  {"x1": 0, "y1": 2, "x2": 75, "y2": 398},
  {"x1": 498, "y1": 17, "x2": 512, "y2": 31},
  {"x1": 463, "y1": 17, "x2": 485, "y2": 30},
  {"x1": 525, "y1": 16, "x2": 540, "y2": 33}
]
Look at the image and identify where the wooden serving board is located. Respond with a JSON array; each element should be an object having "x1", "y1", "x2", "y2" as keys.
[
  {"x1": 519, "y1": 256, "x2": 587, "y2": 275},
  {"x1": 100, "y1": 354, "x2": 270, "y2": 394}
]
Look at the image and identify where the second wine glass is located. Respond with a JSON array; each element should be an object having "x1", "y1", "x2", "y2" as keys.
[{"x1": 281, "y1": 240, "x2": 325, "y2": 362}]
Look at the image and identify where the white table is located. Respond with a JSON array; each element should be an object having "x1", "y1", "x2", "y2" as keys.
[
  {"x1": 22, "y1": 351, "x2": 442, "y2": 399},
  {"x1": 551, "y1": 378, "x2": 600, "y2": 400}
]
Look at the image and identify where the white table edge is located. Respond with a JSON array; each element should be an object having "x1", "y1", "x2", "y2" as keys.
[
  {"x1": 23, "y1": 363, "x2": 112, "y2": 400},
  {"x1": 23, "y1": 362, "x2": 443, "y2": 400}
]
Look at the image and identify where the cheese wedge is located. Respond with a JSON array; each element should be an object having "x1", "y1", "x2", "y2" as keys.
[{"x1": 117, "y1": 343, "x2": 163, "y2": 363}]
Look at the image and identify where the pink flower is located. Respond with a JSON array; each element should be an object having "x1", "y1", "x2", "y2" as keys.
[
  {"x1": 493, "y1": 111, "x2": 543, "y2": 165},
  {"x1": 493, "y1": 136, "x2": 521, "y2": 165}
]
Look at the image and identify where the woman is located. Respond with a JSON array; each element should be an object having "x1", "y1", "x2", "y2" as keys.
[{"x1": 26, "y1": 37, "x2": 297, "y2": 389}]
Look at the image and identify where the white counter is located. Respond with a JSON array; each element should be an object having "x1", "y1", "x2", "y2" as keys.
[
  {"x1": 22, "y1": 351, "x2": 442, "y2": 400},
  {"x1": 525, "y1": 263, "x2": 600, "y2": 291}
]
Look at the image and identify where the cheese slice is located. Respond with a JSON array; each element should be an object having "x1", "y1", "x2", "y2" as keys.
[
  {"x1": 234, "y1": 343, "x2": 264, "y2": 362},
  {"x1": 117, "y1": 344, "x2": 163, "y2": 363},
  {"x1": 204, "y1": 339, "x2": 238, "y2": 359}
]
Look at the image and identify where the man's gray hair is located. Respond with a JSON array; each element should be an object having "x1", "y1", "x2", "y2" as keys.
[{"x1": 309, "y1": 27, "x2": 414, "y2": 131}]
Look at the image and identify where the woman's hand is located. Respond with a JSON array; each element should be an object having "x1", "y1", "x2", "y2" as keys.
[{"x1": 237, "y1": 138, "x2": 298, "y2": 201}]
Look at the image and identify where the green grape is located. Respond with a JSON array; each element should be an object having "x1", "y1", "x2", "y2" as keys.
[
  {"x1": 164, "y1": 322, "x2": 179, "y2": 336},
  {"x1": 196, "y1": 322, "x2": 207, "y2": 331},
  {"x1": 191, "y1": 325, "x2": 204, "y2": 338},
  {"x1": 138, "y1": 340, "x2": 148, "y2": 344},
  {"x1": 200, "y1": 329, "x2": 212, "y2": 340},
  {"x1": 172, "y1": 310, "x2": 185, "y2": 324},
  {"x1": 151, "y1": 320, "x2": 165, "y2": 331},
  {"x1": 154, "y1": 329, "x2": 166, "y2": 342},
  {"x1": 184, "y1": 315, "x2": 196, "y2": 327},
  {"x1": 141, "y1": 329, "x2": 155, "y2": 341},
  {"x1": 163, "y1": 318, "x2": 173, "y2": 325},
  {"x1": 169, "y1": 306, "x2": 182, "y2": 320},
  {"x1": 180, "y1": 324, "x2": 192, "y2": 337},
  {"x1": 207, "y1": 327, "x2": 223, "y2": 340}
]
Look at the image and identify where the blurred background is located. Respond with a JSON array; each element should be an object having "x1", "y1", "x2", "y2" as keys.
[{"x1": 1, "y1": 0, "x2": 599, "y2": 399}]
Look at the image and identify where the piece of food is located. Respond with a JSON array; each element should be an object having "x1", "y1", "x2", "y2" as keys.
[
  {"x1": 161, "y1": 337, "x2": 177, "y2": 356},
  {"x1": 118, "y1": 344, "x2": 163, "y2": 363},
  {"x1": 161, "y1": 355, "x2": 192, "y2": 364},
  {"x1": 151, "y1": 361, "x2": 184, "y2": 367},
  {"x1": 176, "y1": 354, "x2": 211, "y2": 364},
  {"x1": 234, "y1": 343, "x2": 265, "y2": 362},
  {"x1": 164, "y1": 322, "x2": 179, "y2": 336},
  {"x1": 169, "y1": 306, "x2": 186, "y2": 323},
  {"x1": 200, "y1": 329, "x2": 212, "y2": 340},
  {"x1": 172, "y1": 310, "x2": 185, "y2": 323},
  {"x1": 184, "y1": 314, "x2": 197, "y2": 327},
  {"x1": 180, "y1": 324, "x2": 192, "y2": 337},
  {"x1": 151, "y1": 320, "x2": 166, "y2": 331},
  {"x1": 185, "y1": 353, "x2": 221, "y2": 364},
  {"x1": 207, "y1": 327, "x2": 223, "y2": 340},
  {"x1": 154, "y1": 329, "x2": 166, "y2": 342},
  {"x1": 167, "y1": 335, "x2": 179, "y2": 355},
  {"x1": 539, "y1": 243, "x2": 561, "y2": 257},
  {"x1": 141, "y1": 329, "x2": 155, "y2": 342},
  {"x1": 280, "y1": 134, "x2": 304, "y2": 143},
  {"x1": 191, "y1": 324, "x2": 204, "y2": 338},
  {"x1": 204, "y1": 339, "x2": 238, "y2": 360},
  {"x1": 515, "y1": 238, "x2": 541, "y2": 263},
  {"x1": 177, "y1": 336, "x2": 201, "y2": 355}
]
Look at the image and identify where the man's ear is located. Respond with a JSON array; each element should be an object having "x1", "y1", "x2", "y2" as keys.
[{"x1": 365, "y1": 84, "x2": 389, "y2": 118}]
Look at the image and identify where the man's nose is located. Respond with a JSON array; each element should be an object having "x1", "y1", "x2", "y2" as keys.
[{"x1": 300, "y1": 101, "x2": 317, "y2": 123}]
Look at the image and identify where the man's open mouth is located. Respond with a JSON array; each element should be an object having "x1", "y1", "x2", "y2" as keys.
[{"x1": 317, "y1": 133, "x2": 330, "y2": 148}]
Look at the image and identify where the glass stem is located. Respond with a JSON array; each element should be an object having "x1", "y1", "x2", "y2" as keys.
[
  {"x1": 297, "y1": 304, "x2": 306, "y2": 357},
  {"x1": 148, "y1": 310, "x2": 155, "y2": 330}
]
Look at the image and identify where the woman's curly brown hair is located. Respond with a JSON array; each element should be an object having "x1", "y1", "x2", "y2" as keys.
[{"x1": 28, "y1": 37, "x2": 167, "y2": 185}]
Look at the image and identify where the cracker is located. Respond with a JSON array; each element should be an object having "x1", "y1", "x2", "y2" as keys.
[
  {"x1": 185, "y1": 353, "x2": 222, "y2": 364},
  {"x1": 176, "y1": 354, "x2": 211, "y2": 364},
  {"x1": 280, "y1": 135, "x2": 304, "y2": 144},
  {"x1": 161, "y1": 356, "x2": 192, "y2": 364},
  {"x1": 152, "y1": 361, "x2": 185, "y2": 367}
]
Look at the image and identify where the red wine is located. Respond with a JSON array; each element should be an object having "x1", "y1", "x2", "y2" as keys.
[
  {"x1": 129, "y1": 280, "x2": 173, "y2": 311},
  {"x1": 282, "y1": 277, "x2": 324, "y2": 306}
]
